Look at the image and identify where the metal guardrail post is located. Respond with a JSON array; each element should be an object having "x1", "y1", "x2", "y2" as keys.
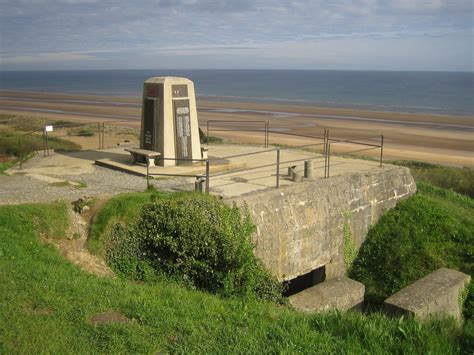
[
  {"x1": 146, "y1": 163, "x2": 150, "y2": 189},
  {"x1": 265, "y1": 121, "x2": 269, "y2": 148},
  {"x1": 98, "y1": 122, "x2": 101, "y2": 149},
  {"x1": 327, "y1": 143, "x2": 331, "y2": 178},
  {"x1": 324, "y1": 128, "x2": 329, "y2": 157},
  {"x1": 18, "y1": 138, "x2": 22, "y2": 170},
  {"x1": 102, "y1": 122, "x2": 105, "y2": 149},
  {"x1": 42, "y1": 129, "x2": 46, "y2": 156},
  {"x1": 205, "y1": 159, "x2": 210, "y2": 193},
  {"x1": 276, "y1": 148, "x2": 280, "y2": 188},
  {"x1": 379, "y1": 134, "x2": 384, "y2": 167},
  {"x1": 45, "y1": 129, "x2": 49, "y2": 156}
]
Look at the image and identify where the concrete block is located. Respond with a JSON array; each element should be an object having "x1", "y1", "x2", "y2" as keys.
[
  {"x1": 292, "y1": 171, "x2": 302, "y2": 182},
  {"x1": 289, "y1": 277, "x2": 365, "y2": 313},
  {"x1": 288, "y1": 165, "x2": 296, "y2": 178},
  {"x1": 383, "y1": 268, "x2": 471, "y2": 321},
  {"x1": 304, "y1": 160, "x2": 313, "y2": 179}
]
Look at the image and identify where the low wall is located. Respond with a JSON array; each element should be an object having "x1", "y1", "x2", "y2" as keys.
[
  {"x1": 228, "y1": 165, "x2": 416, "y2": 281},
  {"x1": 383, "y1": 268, "x2": 471, "y2": 321}
]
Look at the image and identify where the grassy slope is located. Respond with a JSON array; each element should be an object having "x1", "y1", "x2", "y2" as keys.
[
  {"x1": 390, "y1": 160, "x2": 474, "y2": 198},
  {"x1": 0, "y1": 129, "x2": 81, "y2": 157},
  {"x1": 87, "y1": 190, "x2": 172, "y2": 255},
  {"x1": 350, "y1": 183, "x2": 473, "y2": 305},
  {"x1": 0, "y1": 162, "x2": 13, "y2": 175},
  {"x1": 0, "y1": 202, "x2": 463, "y2": 353}
]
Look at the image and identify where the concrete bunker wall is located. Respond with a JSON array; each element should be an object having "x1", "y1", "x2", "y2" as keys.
[{"x1": 228, "y1": 165, "x2": 416, "y2": 281}]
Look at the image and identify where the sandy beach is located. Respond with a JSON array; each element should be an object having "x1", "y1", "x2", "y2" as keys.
[{"x1": 0, "y1": 90, "x2": 472, "y2": 167}]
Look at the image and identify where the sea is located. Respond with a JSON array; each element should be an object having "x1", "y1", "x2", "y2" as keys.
[{"x1": 1, "y1": 69, "x2": 473, "y2": 116}]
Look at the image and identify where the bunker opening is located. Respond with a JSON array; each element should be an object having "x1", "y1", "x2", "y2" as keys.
[{"x1": 283, "y1": 265, "x2": 326, "y2": 297}]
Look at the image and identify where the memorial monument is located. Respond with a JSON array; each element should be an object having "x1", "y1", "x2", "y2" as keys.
[{"x1": 139, "y1": 76, "x2": 202, "y2": 166}]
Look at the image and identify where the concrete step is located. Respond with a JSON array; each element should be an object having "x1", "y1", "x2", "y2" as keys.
[{"x1": 289, "y1": 277, "x2": 365, "y2": 313}]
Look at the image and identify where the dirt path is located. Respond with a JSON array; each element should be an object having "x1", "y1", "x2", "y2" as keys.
[{"x1": 45, "y1": 206, "x2": 114, "y2": 278}]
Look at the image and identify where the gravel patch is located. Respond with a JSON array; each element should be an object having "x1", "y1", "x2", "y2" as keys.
[{"x1": 0, "y1": 166, "x2": 196, "y2": 205}]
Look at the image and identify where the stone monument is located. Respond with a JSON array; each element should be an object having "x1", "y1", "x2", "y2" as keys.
[{"x1": 140, "y1": 76, "x2": 202, "y2": 166}]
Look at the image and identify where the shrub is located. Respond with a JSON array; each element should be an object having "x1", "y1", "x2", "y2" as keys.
[
  {"x1": 106, "y1": 193, "x2": 283, "y2": 302},
  {"x1": 199, "y1": 127, "x2": 223, "y2": 144}
]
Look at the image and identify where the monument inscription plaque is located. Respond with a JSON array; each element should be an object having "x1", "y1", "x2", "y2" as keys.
[
  {"x1": 143, "y1": 99, "x2": 155, "y2": 150},
  {"x1": 174, "y1": 99, "x2": 192, "y2": 161},
  {"x1": 172, "y1": 85, "x2": 188, "y2": 98}
]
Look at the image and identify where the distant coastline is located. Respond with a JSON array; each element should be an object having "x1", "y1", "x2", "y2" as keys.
[
  {"x1": 1, "y1": 69, "x2": 473, "y2": 116},
  {"x1": 0, "y1": 90, "x2": 472, "y2": 168}
]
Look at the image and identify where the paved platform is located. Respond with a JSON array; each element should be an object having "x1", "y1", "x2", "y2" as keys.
[{"x1": 7, "y1": 143, "x2": 386, "y2": 198}]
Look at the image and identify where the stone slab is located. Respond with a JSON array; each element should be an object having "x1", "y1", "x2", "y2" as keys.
[
  {"x1": 289, "y1": 277, "x2": 365, "y2": 313},
  {"x1": 383, "y1": 268, "x2": 471, "y2": 321}
]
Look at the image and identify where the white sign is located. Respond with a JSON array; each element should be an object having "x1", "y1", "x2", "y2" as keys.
[{"x1": 45, "y1": 125, "x2": 53, "y2": 132}]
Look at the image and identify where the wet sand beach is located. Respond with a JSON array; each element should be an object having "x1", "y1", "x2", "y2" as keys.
[{"x1": 0, "y1": 91, "x2": 472, "y2": 167}]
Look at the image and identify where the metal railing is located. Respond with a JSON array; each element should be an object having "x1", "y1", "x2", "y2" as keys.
[
  {"x1": 146, "y1": 157, "x2": 210, "y2": 192},
  {"x1": 15, "y1": 118, "x2": 384, "y2": 195},
  {"x1": 144, "y1": 125, "x2": 332, "y2": 193},
  {"x1": 327, "y1": 134, "x2": 384, "y2": 167},
  {"x1": 17, "y1": 120, "x2": 139, "y2": 169},
  {"x1": 206, "y1": 120, "x2": 269, "y2": 147},
  {"x1": 17, "y1": 128, "x2": 44, "y2": 170}
]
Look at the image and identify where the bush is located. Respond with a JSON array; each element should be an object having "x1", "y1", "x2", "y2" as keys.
[
  {"x1": 199, "y1": 127, "x2": 223, "y2": 144},
  {"x1": 106, "y1": 193, "x2": 283, "y2": 302}
]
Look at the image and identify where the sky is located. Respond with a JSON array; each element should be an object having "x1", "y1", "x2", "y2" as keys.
[{"x1": 0, "y1": 0, "x2": 473, "y2": 71}]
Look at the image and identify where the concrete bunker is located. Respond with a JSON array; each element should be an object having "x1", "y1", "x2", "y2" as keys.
[{"x1": 227, "y1": 165, "x2": 416, "y2": 310}]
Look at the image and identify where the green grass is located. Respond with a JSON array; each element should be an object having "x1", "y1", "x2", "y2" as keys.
[
  {"x1": 0, "y1": 129, "x2": 81, "y2": 159},
  {"x1": 0, "y1": 161, "x2": 13, "y2": 175},
  {"x1": 199, "y1": 127, "x2": 224, "y2": 144},
  {"x1": 68, "y1": 128, "x2": 95, "y2": 137},
  {"x1": 48, "y1": 180, "x2": 88, "y2": 189},
  {"x1": 0, "y1": 202, "x2": 465, "y2": 353},
  {"x1": 348, "y1": 182, "x2": 474, "y2": 352},
  {"x1": 390, "y1": 160, "x2": 474, "y2": 198},
  {"x1": 350, "y1": 182, "x2": 473, "y2": 310},
  {"x1": 49, "y1": 181, "x2": 72, "y2": 188},
  {"x1": 87, "y1": 190, "x2": 172, "y2": 255}
]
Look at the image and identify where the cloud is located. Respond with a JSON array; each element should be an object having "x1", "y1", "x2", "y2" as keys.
[
  {"x1": 0, "y1": 0, "x2": 472, "y2": 70},
  {"x1": 0, "y1": 52, "x2": 95, "y2": 65}
]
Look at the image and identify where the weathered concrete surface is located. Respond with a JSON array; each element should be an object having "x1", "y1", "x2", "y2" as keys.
[
  {"x1": 289, "y1": 277, "x2": 364, "y2": 313},
  {"x1": 383, "y1": 268, "x2": 471, "y2": 321},
  {"x1": 229, "y1": 165, "x2": 416, "y2": 281}
]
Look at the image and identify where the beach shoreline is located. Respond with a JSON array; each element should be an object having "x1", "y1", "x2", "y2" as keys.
[{"x1": 0, "y1": 90, "x2": 472, "y2": 167}]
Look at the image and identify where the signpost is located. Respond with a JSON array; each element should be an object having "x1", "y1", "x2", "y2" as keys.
[{"x1": 44, "y1": 125, "x2": 53, "y2": 156}]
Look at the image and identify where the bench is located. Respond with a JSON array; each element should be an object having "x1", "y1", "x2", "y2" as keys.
[{"x1": 124, "y1": 148, "x2": 161, "y2": 167}]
